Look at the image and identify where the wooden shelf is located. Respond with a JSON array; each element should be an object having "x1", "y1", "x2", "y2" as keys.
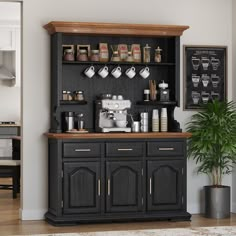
[
  {"x1": 44, "y1": 21, "x2": 189, "y2": 36},
  {"x1": 62, "y1": 61, "x2": 175, "y2": 66},
  {"x1": 136, "y1": 101, "x2": 177, "y2": 106},
  {"x1": 45, "y1": 132, "x2": 192, "y2": 139},
  {"x1": 60, "y1": 100, "x2": 87, "y2": 105}
]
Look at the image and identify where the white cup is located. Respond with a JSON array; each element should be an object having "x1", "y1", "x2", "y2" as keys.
[
  {"x1": 140, "y1": 125, "x2": 148, "y2": 132},
  {"x1": 111, "y1": 66, "x2": 122, "y2": 78},
  {"x1": 139, "y1": 66, "x2": 150, "y2": 79},
  {"x1": 132, "y1": 121, "x2": 140, "y2": 132},
  {"x1": 140, "y1": 119, "x2": 148, "y2": 125},
  {"x1": 161, "y1": 108, "x2": 167, "y2": 117},
  {"x1": 152, "y1": 109, "x2": 159, "y2": 119},
  {"x1": 125, "y1": 66, "x2": 136, "y2": 79},
  {"x1": 84, "y1": 66, "x2": 95, "y2": 78},
  {"x1": 140, "y1": 112, "x2": 148, "y2": 119},
  {"x1": 98, "y1": 66, "x2": 109, "y2": 78},
  {"x1": 115, "y1": 120, "x2": 128, "y2": 128}
]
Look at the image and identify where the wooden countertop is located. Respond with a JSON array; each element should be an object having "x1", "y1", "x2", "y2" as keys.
[
  {"x1": 11, "y1": 136, "x2": 21, "y2": 141},
  {"x1": 0, "y1": 124, "x2": 20, "y2": 127},
  {"x1": 45, "y1": 132, "x2": 191, "y2": 139}
]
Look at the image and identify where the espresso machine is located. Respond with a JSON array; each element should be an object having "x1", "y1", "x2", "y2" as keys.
[{"x1": 95, "y1": 97, "x2": 131, "y2": 132}]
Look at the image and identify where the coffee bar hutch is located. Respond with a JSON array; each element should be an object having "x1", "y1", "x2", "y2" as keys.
[{"x1": 44, "y1": 21, "x2": 191, "y2": 225}]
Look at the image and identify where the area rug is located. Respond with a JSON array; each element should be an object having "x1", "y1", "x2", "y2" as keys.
[{"x1": 15, "y1": 226, "x2": 236, "y2": 236}]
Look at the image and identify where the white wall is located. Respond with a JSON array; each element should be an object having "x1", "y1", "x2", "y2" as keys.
[
  {"x1": 22, "y1": 0, "x2": 233, "y2": 219},
  {"x1": 232, "y1": 0, "x2": 236, "y2": 213}
]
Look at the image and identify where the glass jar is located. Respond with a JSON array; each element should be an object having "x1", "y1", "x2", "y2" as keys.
[
  {"x1": 77, "y1": 49, "x2": 88, "y2": 61},
  {"x1": 155, "y1": 46, "x2": 162, "y2": 63},
  {"x1": 90, "y1": 50, "x2": 100, "y2": 62},
  {"x1": 143, "y1": 44, "x2": 151, "y2": 63},
  {"x1": 63, "y1": 49, "x2": 74, "y2": 61},
  {"x1": 67, "y1": 91, "x2": 73, "y2": 101},
  {"x1": 74, "y1": 91, "x2": 85, "y2": 101},
  {"x1": 144, "y1": 89, "x2": 150, "y2": 101},
  {"x1": 62, "y1": 90, "x2": 68, "y2": 100}
]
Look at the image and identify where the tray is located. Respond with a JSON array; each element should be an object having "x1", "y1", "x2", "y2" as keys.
[{"x1": 66, "y1": 130, "x2": 89, "y2": 134}]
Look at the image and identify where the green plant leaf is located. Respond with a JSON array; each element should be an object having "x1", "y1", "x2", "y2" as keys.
[{"x1": 186, "y1": 100, "x2": 236, "y2": 185}]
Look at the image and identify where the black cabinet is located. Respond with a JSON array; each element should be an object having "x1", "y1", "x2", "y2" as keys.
[
  {"x1": 63, "y1": 161, "x2": 101, "y2": 214},
  {"x1": 147, "y1": 160, "x2": 184, "y2": 211},
  {"x1": 44, "y1": 21, "x2": 191, "y2": 225},
  {"x1": 45, "y1": 138, "x2": 191, "y2": 225},
  {"x1": 44, "y1": 22, "x2": 189, "y2": 133},
  {"x1": 106, "y1": 161, "x2": 142, "y2": 212}
]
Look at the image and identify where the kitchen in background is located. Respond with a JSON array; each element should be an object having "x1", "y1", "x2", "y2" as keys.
[{"x1": 0, "y1": 2, "x2": 21, "y2": 159}]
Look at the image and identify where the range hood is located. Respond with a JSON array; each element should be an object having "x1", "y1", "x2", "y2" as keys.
[{"x1": 0, "y1": 65, "x2": 15, "y2": 79}]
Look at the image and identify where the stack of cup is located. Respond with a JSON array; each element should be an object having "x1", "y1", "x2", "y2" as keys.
[
  {"x1": 152, "y1": 109, "x2": 159, "y2": 132},
  {"x1": 140, "y1": 112, "x2": 148, "y2": 132},
  {"x1": 160, "y1": 108, "x2": 168, "y2": 132}
]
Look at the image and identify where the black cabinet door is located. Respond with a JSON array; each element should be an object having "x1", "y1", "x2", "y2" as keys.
[
  {"x1": 63, "y1": 162, "x2": 101, "y2": 214},
  {"x1": 106, "y1": 161, "x2": 142, "y2": 213},
  {"x1": 147, "y1": 160, "x2": 184, "y2": 211}
]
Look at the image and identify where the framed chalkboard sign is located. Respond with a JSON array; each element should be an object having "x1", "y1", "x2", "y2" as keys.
[{"x1": 183, "y1": 45, "x2": 227, "y2": 110}]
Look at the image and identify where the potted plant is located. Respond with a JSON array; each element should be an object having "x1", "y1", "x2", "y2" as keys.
[{"x1": 186, "y1": 100, "x2": 236, "y2": 218}]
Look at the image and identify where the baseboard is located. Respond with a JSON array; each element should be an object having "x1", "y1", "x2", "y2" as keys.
[{"x1": 19, "y1": 208, "x2": 47, "y2": 220}]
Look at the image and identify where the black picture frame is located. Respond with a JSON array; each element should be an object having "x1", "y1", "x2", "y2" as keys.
[{"x1": 183, "y1": 45, "x2": 227, "y2": 110}]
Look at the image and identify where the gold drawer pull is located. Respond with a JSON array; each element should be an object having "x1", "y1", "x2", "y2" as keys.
[
  {"x1": 98, "y1": 179, "x2": 101, "y2": 196},
  {"x1": 75, "y1": 149, "x2": 91, "y2": 152},
  {"x1": 150, "y1": 178, "x2": 152, "y2": 195},
  {"x1": 108, "y1": 179, "x2": 110, "y2": 196},
  {"x1": 117, "y1": 148, "x2": 133, "y2": 151},
  {"x1": 158, "y1": 147, "x2": 174, "y2": 151}
]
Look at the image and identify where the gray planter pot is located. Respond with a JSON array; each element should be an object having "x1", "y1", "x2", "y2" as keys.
[{"x1": 205, "y1": 185, "x2": 230, "y2": 219}]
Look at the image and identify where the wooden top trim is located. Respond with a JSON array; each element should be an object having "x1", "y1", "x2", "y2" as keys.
[
  {"x1": 45, "y1": 132, "x2": 192, "y2": 139},
  {"x1": 43, "y1": 21, "x2": 189, "y2": 37},
  {"x1": 0, "y1": 124, "x2": 20, "y2": 127}
]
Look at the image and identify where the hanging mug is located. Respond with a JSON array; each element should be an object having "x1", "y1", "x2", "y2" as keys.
[
  {"x1": 84, "y1": 66, "x2": 95, "y2": 78},
  {"x1": 139, "y1": 66, "x2": 150, "y2": 79},
  {"x1": 125, "y1": 66, "x2": 136, "y2": 79},
  {"x1": 98, "y1": 66, "x2": 109, "y2": 78}
]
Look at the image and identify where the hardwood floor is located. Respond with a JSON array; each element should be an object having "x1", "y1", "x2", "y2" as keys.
[{"x1": 0, "y1": 178, "x2": 236, "y2": 236}]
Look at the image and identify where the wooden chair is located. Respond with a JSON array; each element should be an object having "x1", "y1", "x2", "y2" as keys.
[
  {"x1": 0, "y1": 137, "x2": 21, "y2": 198},
  {"x1": 0, "y1": 160, "x2": 20, "y2": 198}
]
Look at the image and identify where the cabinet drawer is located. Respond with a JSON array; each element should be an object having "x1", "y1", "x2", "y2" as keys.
[
  {"x1": 147, "y1": 141, "x2": 184, "y2": 157},
  {"x1": 106, "y1": 142, "x2": 144, "y2": 157},
  {"x1": 63, "y1": 143, "x2": 101, "y2": 157}
]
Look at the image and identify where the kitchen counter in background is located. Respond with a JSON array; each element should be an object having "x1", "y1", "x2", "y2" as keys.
[
  {"x1": 45, "y1": 132, "x2": 191, "y2": 139},
  {"x1": 0, "y1": 124, "x2": 20, "y2": 138}
]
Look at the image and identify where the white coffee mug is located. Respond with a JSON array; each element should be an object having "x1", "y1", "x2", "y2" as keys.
[
  {"x1": 115, "y1": 120, "x2": 128, "y2": 128},
  {"x1": 125, "y1": 66, "x2": 136, "y2": 79},
  {"x1": 139, "y1": 66, "x2": 150, "y2": 79},
  {"x1": 98, "y1": 66, "x2": 109, "y2": 78},
  {"x1": 140, "y1": 112, "x2": 148, "y2": 119},
  {"x1": 111, "y1": 66, "x2": 122, "y2": 78},
  {"x1": 84, "y1": 66, "x2": 95, "y2": 78}
]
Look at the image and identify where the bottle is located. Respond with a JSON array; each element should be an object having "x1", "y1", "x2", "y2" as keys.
[
  {"x1": 143, "y1": 44, "x2": 151, "y2": 63},
  {"x1": 152, "y1": 109, "x2": 159, "y2": 132},
  {"x1": 144, "y1": 89, "x2": 150, "y2": 101},
  {"x1": 160, "y1": 108, "x2": 168, "y2": 132},
  {"x1": 155, "y1": 46, "x2": 162, "y2": 63}
]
